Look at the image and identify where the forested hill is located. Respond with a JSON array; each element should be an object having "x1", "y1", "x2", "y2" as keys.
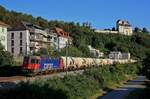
[{"x1": 0, "y1": 5, "x2": 150, "y2": 60}]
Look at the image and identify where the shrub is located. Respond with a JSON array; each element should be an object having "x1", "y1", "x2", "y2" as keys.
[
  {"x1": 0, "y1": 43, "x2": 14, "y2": 67},
  {"x1": 0, "y1": 63, "x2": 139, "y2": 99}
]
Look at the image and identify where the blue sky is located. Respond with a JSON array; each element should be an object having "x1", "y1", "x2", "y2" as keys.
[{"x1": 0, "y1": 0, "x2": 150, "y2": 30}]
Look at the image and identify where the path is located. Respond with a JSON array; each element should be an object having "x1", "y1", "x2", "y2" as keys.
[{"x1": 100, "y1": 76, "x2": 146, "y2": 99}]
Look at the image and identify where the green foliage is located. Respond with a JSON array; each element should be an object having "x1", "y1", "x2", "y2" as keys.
[
  {"x1": 1, "y1": 5, "x2": 150, "y2": 59},
  {"x1": 60, "y1": 46, "x2": 83, "y2": 57},
  {"x1": 1, "y1": 63, "x2": 139, "y2": 99},
  {"x1": 134, "y1": 27, "x2": 142, "y2": 33},
  {"x1": 0, "y1": 43, "x2": 14, "y2": 67},
  {"x1": 142, "y1": 54, "x2": 150, "y2": 79},
  {"x1": 142, "y1": 27, "x2": 149, "y2": 34}
]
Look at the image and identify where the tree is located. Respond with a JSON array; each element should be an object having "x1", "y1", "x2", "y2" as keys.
[
  {"x1": 142, "y1": 53, "x2": 150, "y2": 79},
  {"x1": 112, "y1": 27, "x2": 116, "y2": 31},
  {"x1": 0, "y1": 43, "x2": 14, "y2": 67},
  {"x1": 134, "y1": 27, "x2": 142, "y2": 33},
  {"x1": 142, "y1": 27, "x2": 149, "y2": 34}
]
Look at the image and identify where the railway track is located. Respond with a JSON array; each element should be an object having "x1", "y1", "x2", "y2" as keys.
[
  {"x1": 0, "y1": 76, "x2": 25, "y2": 83},
  {"x1": 0, "y1": 70, "x2": 84, "y2": 90},
  {"x1": 0, "y1": 70, "x2": 84, "y2": 83}
]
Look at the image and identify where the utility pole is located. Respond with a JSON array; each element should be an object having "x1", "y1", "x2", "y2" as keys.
[
  {"x1": 66, "y1": 40, "x2": 68, "y2": 75},
  {"x1": 25, "y1": 42, "x2": 28, "y2": 56},
  {"x1": 58, "y1": 35, "x2": 60, "y2": 52}
]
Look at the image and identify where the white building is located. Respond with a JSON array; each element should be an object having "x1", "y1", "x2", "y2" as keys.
[
  {"x1": 8, "y1": 22, "x2": 48, "y2": 56},
  {"x1": 109, "y1": 51, "x2": 122, "y2": 59},
  {"x1": 117, "y1": 20, "x2": 133, "y2": 36},
  {"x1": 94, "y1": 30, "x2": 118, "y2": 34},
  {"x1": 0, "y1": 21, "x2": 9, "y2": 51},
  {"x1": 122, "y1": 53, "x2": 131, "y2": 60},
  {"x1": 51, "y1": 27, "x2": 72, "y2": 50},
  {"x1": 88, "y1": 45, "x2": 104, "y2": 58},
  {"x1": 109, "y1": 51, "x2": 130, "y2": 60},
  {"x1": 94, "y1": 20, "x2": 133, "y2": 36}
]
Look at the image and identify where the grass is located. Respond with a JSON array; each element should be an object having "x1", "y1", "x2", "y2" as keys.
[
  {"x1": 0, "y1": 63, "x2": 139, "y2": 99},
  {"x1": 89, "y1": 90, "x2": 105, "y2": 99}
]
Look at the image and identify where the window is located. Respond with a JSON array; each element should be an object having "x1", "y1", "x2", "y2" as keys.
[
  {"x1": 11, "y1": 40, "x2": 14, "y2": 46},
  {"x1": 20, "y1": 47, "x2": 22, "y2": 53},
  {"x1": 11, "y1": 48, "x2": 14, "y2": 53},
  {"x1": 20, "y1": 32, "x2": 22, "y2": 39},
  {"x1": 20, "y1": 40, "x2": 22, "y2": 46},
  {"x1": 0, "y1": 36, "x2": 5, "y2": 41},
  {"x1": 54, "y1": 37, "x2": 57, "y2": 42},
  {"x1": 11, "y1": 33, "x2": 14, "y2": 39},
  {"x1": 2, "y1": 28, "x2": 4, "y2": 32},
  {"x1": 31, "y1": 59, "x2": 36, "y2": 64},
  {"x1": 50, "y1": 36, "x2": 52, "y2": 39},
  {"x1": 31, "y1": 59, "x2": 39, "y2": 64}
]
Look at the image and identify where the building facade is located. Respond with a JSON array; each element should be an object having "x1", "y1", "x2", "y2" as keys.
[
  {"x1": 109, "y1": 51, "x2": 130, "y2": 60},
  {"x1": 94, "y1": 29, "x2": 118, "y2": 34},
  {"x1": 0, "y1": 21, "x2": 8, "y2": 50},
  {"x1": 117, "y1": 20, "x2": 133, "y2": 36},
  {"x1": 109, "y1": 51, "x2": 122, "y2": 59},
  {"x1": 94, "y1": 20, "x2": 133, "y2": 36},
  {"x1": 8, "y1": 22, "x2": 48, "y2": 56},
  {"x1": 88, "y1": 45, "x2": 104, "y2": 58},
  {"x1": 51, "y1": 27, "x2": 71, "y2": 50}
]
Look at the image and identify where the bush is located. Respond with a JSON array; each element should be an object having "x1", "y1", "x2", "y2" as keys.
[
  {"x1": 0, "y1": 63, "x2": 139, "y2": 99},
  {"x1": 0, "y1": 43, "x2": 14, "y2": 67}
]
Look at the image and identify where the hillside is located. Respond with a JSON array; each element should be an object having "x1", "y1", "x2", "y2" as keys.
[{"x1": 0, "y1": 5, "x2": 150, "y2": 60}]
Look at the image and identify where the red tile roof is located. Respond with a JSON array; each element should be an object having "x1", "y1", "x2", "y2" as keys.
[{"x1": 52, "y1": 27, "x2": 69, "y2": 38}]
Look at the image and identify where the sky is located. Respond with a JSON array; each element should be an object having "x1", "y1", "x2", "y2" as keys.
[{"x1": 0, "y1": 0, "x2": 150, "y2": 30}]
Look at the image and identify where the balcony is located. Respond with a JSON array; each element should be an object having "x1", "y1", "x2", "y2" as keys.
[
  {"x1": 29, "y1": 28, "x2": 47, "y2": 36},
  {"x1": 30, "y1": 35, "x2": 43, "y2": 41},
  {"x1": 29, "y1": 42, "x2": 36, "y2": 47}
]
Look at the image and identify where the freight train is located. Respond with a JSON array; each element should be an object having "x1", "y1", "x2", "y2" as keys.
[{"x1": 22, "y1": 56, "x2": 136, "y2": 73}]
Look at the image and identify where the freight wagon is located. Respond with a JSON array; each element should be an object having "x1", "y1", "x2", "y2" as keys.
[{"x1": 22, "y1": 56, "x2": 136, "y2": 74}]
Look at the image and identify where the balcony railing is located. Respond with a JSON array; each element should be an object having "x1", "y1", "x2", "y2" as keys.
[
  {"x1": 30, "y1": 35, "x2": 43, "y2": 41},
  {"x1": 29, "y1": 42, "x2": 36, "y2": 47},
  {"x1": 29, "y1": 28, "x2": 47, "y2": 36}
]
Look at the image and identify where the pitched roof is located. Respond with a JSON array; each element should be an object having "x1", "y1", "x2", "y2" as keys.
[
  {"x1": 117, "y1": 20, "x2": 131, "y2": 27},
  {"x1": 8, "y1": 21, "x2": 44, "y2": 31},
  {"x1": 22, "y1": 21, "x2": 43, "y2": 30},
  {"x1": 0, "y1": 21, "x2": 9, "y2": 27},
  {"x1": 52, "y1": 27, "x2": 69, "y2": 38},
  {"x1": 8, "y1": 22, "x2": 27, "y2": 31}
]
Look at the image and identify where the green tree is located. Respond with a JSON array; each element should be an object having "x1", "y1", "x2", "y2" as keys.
[
  {"x1": 112, "y1": 27, "x2": 116, "y2": 31},
  {"x1": 142, "y1": 53, "x2": 150, "y2": 79},
  {"x1": 0, "y1": 43, "x2": 14, "y2": 67},
  {"x1": 142, "y1": 27, "x2": 149, "y2": 34},
  {"x1": 134, "y1": 27, "x2": 142, "y2": 33}
]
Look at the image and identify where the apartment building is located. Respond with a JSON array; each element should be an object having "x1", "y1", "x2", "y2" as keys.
[
  {"x1": 8, "y1": 22, "x2": 48, "y2": 56},
  {"x1": 0, "y1": 21, "x2": 9, "y2": 50},
  {"x1": 51, "y1": 27, "x2": 72, "y2": 50},
  {"x1": 46, "y1": 29, "x2": 58, "y2": 48}
]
